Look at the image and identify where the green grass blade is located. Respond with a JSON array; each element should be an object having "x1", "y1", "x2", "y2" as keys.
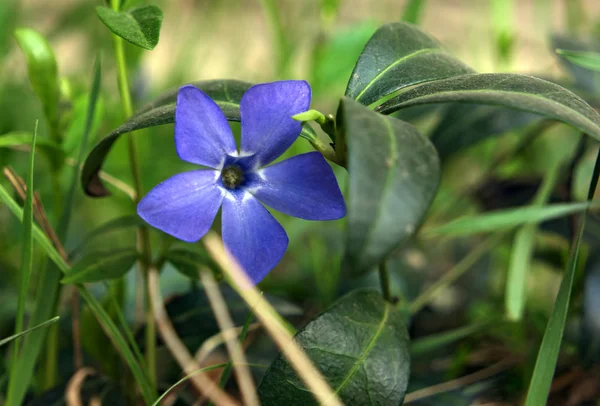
[
  {"x1": 402, "y1": 0, "x2": 427, "y2": 24},
  {"x1": 505, "y1": 162, "x2": 562, "y2": 320},
  {"x1": 425, "y1": 201, "x2": 596, "y2": 237},
  {"x1": 0, "y1": 180, "x2": 156, "y2": 403},
  {"x1": 556, "y1": 49, "x2": 600, "y2": 72},
  {"x1": 524, "y1": 151, "x2": 600, "y2": 405},
  {"x1": 0, "y1": 317, "x2": 60, "y2": 348},
  {"x1": 410, "y1": 322, "x2": 487, "y2": 357},
  {"x1": 7, "y1": 121, "x2": 37, "y2": 397}
]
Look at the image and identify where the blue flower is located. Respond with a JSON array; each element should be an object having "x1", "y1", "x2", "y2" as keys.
[{"x1": 138, "y1": 80, "x2": 346, "y2": 284}]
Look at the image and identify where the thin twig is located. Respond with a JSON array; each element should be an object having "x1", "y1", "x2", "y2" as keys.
[
  {"x1": 203, "y1": 232, "x2": 343, "y2": 406},
  {"x1": 200, "y1": 270, "x2": 260, "y2": 406},
  {"x1": 147, "y1": 266, "x2": 239, "y2": 406},
  {"x1": 403, "y1": 358, "x2": 518, "y2": 403}
]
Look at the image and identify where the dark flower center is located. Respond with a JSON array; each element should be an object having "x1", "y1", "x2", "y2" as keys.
[{"x1": 221, "y1": 165, "x2": 245, "y2": 189}]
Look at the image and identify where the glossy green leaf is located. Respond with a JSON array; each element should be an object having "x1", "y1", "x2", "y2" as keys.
[
  {"x1": 14, "y1": 28, "x2": 59, "y2": 126},
  {"x1": 69, "y1": 214, "x2": 145, "y2": 258},
  {"x1": 345, "y1": 22, "x2": 473, "y2": 106},
  {"x1": 525, "y1": 151, "x2": 600, "y2": 405},
  {"x1": 80, "y1": 79, "x2": 316, "y2": 196},
  {"x1": 81, "y1": 79, "x2": 250, "y2": 196},
  {"x1": 426, "y1": 201, "x2": 598, "y2": 237},
  {"x1": 164, "y1": 246, "x2": 219, "y2": 280},
  {"x1": 62, "y1": 249, "x2": 138, "y2": 284},
  {"x1": 96, "y1": 5, "x2": 163, "y2": 50},
  {"x1": 339, "y1": 97, "x2": 440, "y2": 274},
  {"x1": 556, "y1": 49, "x2": 600, "y2": 73},
  {"x1": 7, "y1": 123, "x2": 37, "y2": 406},
  {"x1": 0, "y1": 317, "x2": 60, "y2": 348},
  {"x1": 429, "y1": 104, "x2": 539, "y2": 160},
  {"x1": 376, "y1": 73, "x2": 600, "y2": 141},
  {"x1": 258, "y1": 289, "x2": 410, "y2": 405}
]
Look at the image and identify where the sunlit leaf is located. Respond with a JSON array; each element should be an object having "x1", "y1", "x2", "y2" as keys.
[
  {"x1": 14, "y1": 28, "x2": 59, "y2": 126},
  {"x1": 258, "y1": 290, "x2": 410, "y2": 405},
  {"x1": 346, "y1": 22, "x2": 473, "y2": 106},
  {"x1": 96, "y1": 5, "x2": 163, "y2": 50}
]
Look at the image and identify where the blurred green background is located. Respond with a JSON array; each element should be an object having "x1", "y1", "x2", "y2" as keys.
[{"x1": 2, "y1": 0, "x2": 600, "y2": 404}]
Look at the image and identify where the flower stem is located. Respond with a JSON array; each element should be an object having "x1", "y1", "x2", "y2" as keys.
[
  {"x1": 110, "y1": 0, "x2": 156, "y2": 387},
  {"x1": 378, "y1": 261, "x2": 392, "y2": 302}
]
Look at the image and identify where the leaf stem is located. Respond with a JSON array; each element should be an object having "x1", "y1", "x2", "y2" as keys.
[
  {"x1": 378, "y1": 261, "x2": 392, "y2": 302},
  {"x1": 110, "y1": 0, "x2": 156, "y2": 387}
]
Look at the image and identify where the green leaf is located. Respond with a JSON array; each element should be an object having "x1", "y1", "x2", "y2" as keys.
[
  {"x1": 164, "y1": 246, "x2": 219, "y2": 280},
  {"x1": 556, "y1": 49, "x2": 600, "y2": 73},
  {"x1": 524, "y1": 151, "x2": 600, "y2": 405},
  {"x1": 81, "y1": 79, "x2": 250, "y2": 196},
  {"x1": 62, "y1": 249, "x2": 138, "y2": 284},
  {"x1": 63, "y1": 93, "x2": 104, "y2": 154},
  {"x1": 257, "y1": 290, "x2": 410, "y2": 405},
  {"x1": 402, "y1": 0, "x2": 427, "y2": 24},
  {"x1": 0, "y1": 317, "x2": 60, "y2": 348},
  {"x1": 338, "y1": 97, "x2": 440, "y2": 274},
  {"x1": 7, "y1": 122, "x2": 37, "y2": 404},
  {"x1": 14, "y1": 28, "x2": 59, "y2": 126},
  {"x1": 96, "y1": 5, "x2": 163, "y2": 50},
  {"x1": 426, "y1": 201, "x2": 598, "y2": 237},
  {"x1": 376, "y1": 73, "x2": 600, "y2": 141},
  {"x1": 0, "y1": 131, "x2": 64, "y2": 167},
  {"x1": 345, "y1": 22, "x2": 473, "y2": 106},
  {"x1": 429, "y1": 105, "x2": 539, "y2": 160},
  {"x1": 310, "y1": 21, "x2": 377, "y2": 94},
  {"x1": 81, "y1": 79, "x2": 318, "y2": 196},
  {"x1": 69, "y1": 214, "x2": 145, "y2": 258}
]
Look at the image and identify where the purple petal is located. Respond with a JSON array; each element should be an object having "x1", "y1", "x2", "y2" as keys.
[
  {"x1": 138, "y1": 170, "x2": 224, "y2": 242},
  {"x1": 221, "y1": 192, "x2": 288, "y2": 284},
  {"x1": 240, "y1": 81, "x2": 311, "y2": 166},
  {"x1": 249, "y1": 152, "x2": 346, "y2": 220},
  {"x1": 175, "y1": 85, "x2": 237, "y2": 168}
]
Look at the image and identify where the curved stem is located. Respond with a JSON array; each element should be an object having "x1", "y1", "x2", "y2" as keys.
[
  {"x1": 110, "y1": 0, "x2": 156, "y2": 387},
  {"x1": 378, "y1": 261, "x2": 392, "y2": 302}
]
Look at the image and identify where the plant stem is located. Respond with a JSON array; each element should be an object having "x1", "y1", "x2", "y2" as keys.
[
  {"x1": 378, "y1": 261, "x2": 392, "y2": 302},
  {"x1": 110, "y1": 0, "x2": 156, "y2": 387}
]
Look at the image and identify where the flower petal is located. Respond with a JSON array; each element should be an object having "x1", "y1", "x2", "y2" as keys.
[
  {"x1": 138, "y1": 170, "x2": 224, "y2": 242},
  {"x1": 221, "y1": 192, "x2": 288, "y2": 284},
  {"x1": 249, "y1": 152, "x2": 346, "y2": 220},
  {"x1": 240, "y1": 80, "x2": 311, "y2": 166},
  {"x1": 175, "y1": 85, "x2": 237, "y2": 168}
]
